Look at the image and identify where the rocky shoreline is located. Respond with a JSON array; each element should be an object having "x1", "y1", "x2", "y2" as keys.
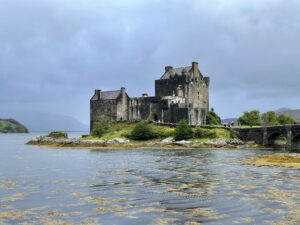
[{"x1": 26, "y1": 135, "x2": 258, "y2": 149}]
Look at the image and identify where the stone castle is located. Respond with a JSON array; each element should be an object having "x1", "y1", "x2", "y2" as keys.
[{"x1": 90, "y1": 62, "x2": 210, "y2": 130}]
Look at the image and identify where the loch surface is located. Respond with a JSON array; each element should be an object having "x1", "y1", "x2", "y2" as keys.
[{"x1": 1, "y1": 133, "x2": 300, "y2": 224}]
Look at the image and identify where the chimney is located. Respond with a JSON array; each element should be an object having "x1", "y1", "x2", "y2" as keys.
[
  {"x1": 142, "y1": 92, "x2": 148, "y2": 97},
  {"x1": 95, "y1": 89, "x2": 101, "y2": 100},
  {"x1": 165, "y1": 66, "x2": 173, "y2": 73},
  {"x1": 192, "y1": 62, "x2": 199, "y2": 71},
  {"x1": 121, "y1": 87, "x2": 126, "y2": 93}
]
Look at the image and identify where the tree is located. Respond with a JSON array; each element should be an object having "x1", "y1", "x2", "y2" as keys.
[
  {"x1": 49, "y1": 131, "x2": 68, "y2": 138},
  {"x1": 238, "y1": 110, "x2": 261, "y2": 127},
  {"x1": 206, "y1": 108, "x2": 221, "y2": 125},
  {"x1": 174, "y1": 119, "x2": 193, "y2": 140},
  {"x1": 92, "y1": 116, "x2": 111, "y2": 137},
  {"x1": 277, "y1": 114, "x2": 295, "y2": 125},
  {"x1": 261, "y1": 111, "x2": 278, "y2": 125},
  {"x1": 129, "y1": 121, "x2": 156, "y2": 140}
]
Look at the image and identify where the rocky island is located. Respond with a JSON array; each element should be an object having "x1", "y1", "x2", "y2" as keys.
[{"x1": 27, "y1": 121, "x2": 251, "y2": 149}]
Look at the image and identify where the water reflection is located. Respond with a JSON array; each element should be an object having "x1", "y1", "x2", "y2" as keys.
[{"x1": 0, "y1": 134, "x2": 300, "y2": 224}]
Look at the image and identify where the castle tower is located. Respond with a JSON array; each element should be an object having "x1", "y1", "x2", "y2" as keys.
[{"x1": 155, "y1": 61, "x2": 210, "y2": 125}]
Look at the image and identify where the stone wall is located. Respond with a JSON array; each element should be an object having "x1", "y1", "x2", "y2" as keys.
[
  {"x1": 155, "y1": 76, "x2": 187, "y2": 97},
  {"x1": 129, "y1": 96, "x2": 161, "y2": 121},
  {"x1": 170, "y1": 105, "x2": 189, "y2": 123},
  {"x1": 116, "y1": 88, "x2": 129, "y2": 121},
  {"x1": 90, "y1": 99, "x2": 118, "y2": 131}
]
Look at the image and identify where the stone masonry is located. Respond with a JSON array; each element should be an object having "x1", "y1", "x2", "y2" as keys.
[{"x1": 90, "y1": 62, "x2": 210, "y2": 131}]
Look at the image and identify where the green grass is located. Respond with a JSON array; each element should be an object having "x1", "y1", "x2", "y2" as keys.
[
  {"x1": 85, "y1": 122, "x2": 175, "y2": 141},
  {"x1": 84, "y1": 122, "x2": 134, "y2": 141},
  {"x1": 235, "y1": 125, "x2": 262, "y2": 128},
  {"x1": 193, "y1": 127, "x2": 237, "y2": 143},
  {"x1": 84, "y1": 121, "x2": 235, "y2": 142}
]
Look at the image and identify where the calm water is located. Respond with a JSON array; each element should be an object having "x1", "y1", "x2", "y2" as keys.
[{"x1": 1, "y1": 134, "x2": 300, "y2": 225}]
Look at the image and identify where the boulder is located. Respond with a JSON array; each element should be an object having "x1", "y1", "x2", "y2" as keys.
[
  {"x1": 226, "y1": 138, "x2": 244, "y2": 145},
  {"x1": 174, "y1": 140, "x2": 194, "y2": 147},
  {"x1": 203, "y1": 138, "x2": 244, "y2": 147},
  {"x1": 106, "y1": 138, "x2": 129, "y2": 145},
  {"x1": 161, "y1": 137, "x2": 175, "y2": 144},
  {"x1": 204, "y1": 139, "x2": 227, "y2": 147}
]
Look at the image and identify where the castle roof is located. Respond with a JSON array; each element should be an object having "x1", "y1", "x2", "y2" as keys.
[
  {"x1": 160, "y1": 66, "x2": 191, "y2": 80},
  {"x1": 91, "y1": 90, "x2": 121, "y2": 100}
]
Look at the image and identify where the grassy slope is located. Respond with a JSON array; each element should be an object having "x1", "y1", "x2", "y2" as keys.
[
  {"x1": 0, "y1": 119, "x2": 29, "y2": 133},
  {"x1": 84, "y1": 122, "x2": 235, "y2": 142}
]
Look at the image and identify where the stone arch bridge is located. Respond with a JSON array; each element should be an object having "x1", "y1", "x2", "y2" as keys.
[{"x1": 235, "y1": 125, "x2": 300, "y2": 150}]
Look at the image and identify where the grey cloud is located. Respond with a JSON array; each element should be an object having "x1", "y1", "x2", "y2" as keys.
[{"x1": 0, "y1": 0, "x2": 300, "y2": 123}]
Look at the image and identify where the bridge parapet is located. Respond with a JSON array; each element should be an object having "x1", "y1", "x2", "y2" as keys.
[{"x1": 233, "y1": 125, "x2": 300, "y2": 150}]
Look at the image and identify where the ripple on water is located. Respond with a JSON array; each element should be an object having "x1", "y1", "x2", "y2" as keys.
[{"x1": 3, "y1": 136, "x2": 300, "y2": 224}]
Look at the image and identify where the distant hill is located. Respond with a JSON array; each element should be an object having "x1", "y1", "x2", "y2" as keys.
[
  {"x1": 0, "y1": 111, "x2": 89, "y2": 132},
  {"x1": 221, "y1": 108, "x2": 300, "y2": 124},
  {"x1": 221, "y1": 118, "x2": 238, "y2": 125},
  {"x1": 275, "y1": 109, "x2": 300, "y2": 121},
  {"x1": 0, "y1": 119, "x2": 28, "y2": 133},
  {"x1": 274, "y1": 108, "x2": 292, "y2": 113}
]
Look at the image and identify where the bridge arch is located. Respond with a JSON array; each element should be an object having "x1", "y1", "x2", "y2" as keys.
[
  {"x1": 267, "y1": 132, "x2": 287, "y2": 146},
  {"x1": 291, "y1": 134, "x2": 300, "y2": 150}
]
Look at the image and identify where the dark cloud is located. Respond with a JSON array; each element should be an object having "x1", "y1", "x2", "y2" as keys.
[{"x1": 0, "y1": 0, "x2": 300, "y2": 123}]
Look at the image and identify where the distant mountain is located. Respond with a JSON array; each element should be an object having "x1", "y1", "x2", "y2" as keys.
[
  {"x1": 275, "y1": 109, "x2": 300, "y2": 120},
  {"x1": 221, "y1": 108, "x2": 300, "y2": 124},
  {"x1": 0, "y1": 111, "x2": 89, "y2": 132},
  {"x1": 221, "y1": 118, "x2": 238, "y2": 125},
  {"x1": 274, "y1": 108, "x2": 292, "y2": 113},
  {"x1": 0, "y1": 119, "x2": 28, "y2": 133}
]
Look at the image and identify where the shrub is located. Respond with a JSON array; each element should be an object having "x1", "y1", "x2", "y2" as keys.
[
  {"x1": 206, "y1": 108, "x2": 221, "y2": 125},
  {"x1": 151, "y1": 125, "x2": 174, "y2": 138},
  {"x1": 277, "y1": 114, "x2": 295, "y2": 125},
  {"x1": 261, "y1": 111, "x2": 278, "y2": 125},
  {"x1": 229, "y1": 129, "x2": 238, "y2": 138},
  {"x1": 48, "y1": 131, "x2": 68, "y2": 138},
  {"x1": 276, "y1": 134, "x2": 287, "y2": 141},
  {"x1": 92, "y1": 116, "x2": 111, "y2": 137},
  {"x1": 174, "y1": 119, "x2": 193, "y2": 141},
  {"x1": 129, "y1": 121, "x2": 157, "y2": 140},
  {"x1": 194, "y1": 128, "x2": 217, "y2": 139},
  {"x1": 238, "y1": 110, "x2": 261, "y2": 126}
]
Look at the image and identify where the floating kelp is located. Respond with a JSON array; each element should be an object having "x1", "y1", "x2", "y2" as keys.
[
  {"x1": 243, "y1": 154, "x2": 300, "y2": 168},
  {"x1": 153, "y1": 218, "x2": 178, "y2": 224},
  {"x1": 80, "y1": 196, "x2": 127, "y2": 205},
  {"x1": 70, "y1": 192, "x2": 82, "y2": 197},
  {"x1": 95, "y1": 207, "x2": 110, "y2": 215},
  {"x1": 184, "y1": 222, "x2": 201, "y2": 225},
  {"x1": 189, "y1": 208, "x2": 219, "y2": 219},
  {"x1": 0, "y1": 180, "x2": 17, "y2": 189},
  {"x1": 0, "y1": 210, "x2": 32, "y2": 220},
  {"x1": 1, "y1": 192, "x2": 29, "y2": 203}
]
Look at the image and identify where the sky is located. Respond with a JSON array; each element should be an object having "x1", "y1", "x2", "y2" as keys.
[{"x1": 1, "y1": 0, "x2": 300, "y2": 124}]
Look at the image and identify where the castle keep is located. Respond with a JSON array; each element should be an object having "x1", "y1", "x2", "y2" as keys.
[{"x1": 90, "y1": 62, "x2": 209, "y2": 130}]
